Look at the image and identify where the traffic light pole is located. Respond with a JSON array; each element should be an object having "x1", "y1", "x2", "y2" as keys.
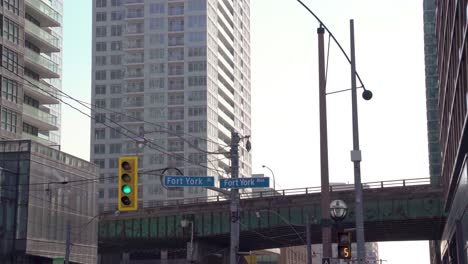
[
  {"x1": 229, "y1": 131, "x2": 240, "y2": 264},
  {"x1": 350, "y1": 19, "x2": 366, "y2": 264}
]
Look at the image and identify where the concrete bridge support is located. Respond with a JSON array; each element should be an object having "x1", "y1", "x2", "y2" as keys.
[{"x1": 188, "y1": 241, "x2": 227, "y2": 264}]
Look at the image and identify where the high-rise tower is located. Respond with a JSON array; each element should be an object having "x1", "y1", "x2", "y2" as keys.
[
  {"x1": 91, "y1": 0, "x2": 252, "y2": 212},
  {"x1": 0, "y1": 0, "x2": 63, "y2": 146}
]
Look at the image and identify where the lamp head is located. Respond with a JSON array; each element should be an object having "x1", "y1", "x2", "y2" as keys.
[{"x1": 362, "y1": 89, "x2": 373, "y2": 100}]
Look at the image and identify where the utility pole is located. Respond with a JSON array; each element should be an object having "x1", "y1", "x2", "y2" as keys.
[
  {"x1": 350, "y1": 19, "x2": 366, "y2": 264},
  {"x1": 64, "y1": 220, "x2": 71, "y2": 264},
  {"x1": 317, "y1": 25, "x2": 332, "y2": 260},
  {"x1": 229, "y1": 131, "x2": 240, "y2": 264}
]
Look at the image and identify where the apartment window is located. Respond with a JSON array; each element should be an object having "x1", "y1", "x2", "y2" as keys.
[
  {"x1": 149, "y1": 78, "x2": 165, "y2": 89},
  {"x1": 4, "y1": 0, "x2": 20, "y2": 14},
  {"x1": 1, "y1": 77, "x2": 18, "y2": 103},
  {"x1": 109, "y1": 158, "x2": 118, "y2": 169},
  {"x1": 168, "y1": 92, "x2": 184, "y2": 105},
  {"x1": 168, "y1": 108, "x2": 184, "y2": 121},
  {"x1": 94, "y1": 159, "x2": 105, "y2": 169},
  {"x1": 95, "y1": 85, "x2": 106, "y2": 95},
  {"x1": 95, "y1": 70, "x2": 107, "y2": 80},
  {"x1": 188, "y1": 120, "x2": 206, "y2": 133},
  {"x1": 109, "y1": 143, "x2": 122, "y2": 154},
  {"x1": 96, "y1": 12, "x2": 107, "y2": 22},
  {"x1": 188, "y1": 76, "x2": 207, "y2": 87},
  {"x1": 96, "y1": 26, "x2": 107, "y2": 37},
  {"x1": 110, "y1": 55, "x2": 122, "y2": 65},
  {"x1": 111, "y1": 11, "x2": 124, "y2": 21},
  {"x1": 111, "y1": 0, "x2": 123, "y2": 7},
  {"x1": 150, "y1": 3, "x2": 165, "y2": 14},
  {"x1": 3, "y1": 17, "x2": 20, "y2": 44},
  {"x1": 94, "y1": 144, "x2": 106, "y2": 154},
  {"x1": 110, "y1": 98, "x2": 122, "y2": 108},
  {"x1": 188, "y1": 0, "x2": 206, "y2": 11},
  {"x1": 188, "y1": 47, "x2": 206, "y2": 57},
  {"x1": 188, "y1": 15, "x2": 206, "y2": 28},
  {"x1": 24, "y1": 95, "x2": 39, "y2": 108},
  {"x1": 95, "y1": 113, "x2": 106, "y2": 123},
  {"x1": 150, "y1": 34, "x2": 165, "y2": 46},
  {"x1": 110, "y1": 84, "x2": 122, "y2": 94},
  {"x1": 188, "y1": 106, "x2": 206, "y2": 117},
  {"x1": 150, "y1": 18, "x2": 164, "y2": 31},
  {"x1": 188, "y1": 32, "x2": 206, "y2": 42},
  {"x1": 168, "y1": 78, "x2": 183, "y2": 90},
  {"x1": 110, "y1": 70, "x2": 123, "y2": 80},
  {"x1": 109, "y1": 113, "x2": 122, "y2": 122},
  {"x1": 94, "y1": 128, "x2": 106, "y2": 139},
  {"x1": 95, "y1": 99, "x2": 106, "y2": 108},
  {"x1": 98, "y1": 189, "x2": 105, "y2": 199},
  {"x1": 188, "y1": 61, "x2": 207, "y2": 72},
  {"x1": 110, "y1": 127, "x2": 122, "y2": 138},
  {"x1": 23, "y1": 123, "x2": 38, "y2": 136},
  {"x1": 150, "y1": 49, "x2": 165, "y2": 60},
  {"x1": 187, "y1": 91, "x2": 206, "y2": 101},
  {"x1": 96, "y1": 42, "x2": 107, "y2": 51},
  {"x1": 111, "y1": 25, "x2": 122, "y2": 36},
  {"x1": 2, "y1": 47, "x2": 19, "y2": 73},
  {"x1": 111, "y1": 41, "x2": 122, "y2": 51},
  {"x1": 96, "y1": 0, "x2": 107, "y2": 7},
  {"x1": 1, "y1": 107, "x2": 17, "y2": 133},
  {"x1": 96, "y1": 56, "x2": 107, "y2": 66}
]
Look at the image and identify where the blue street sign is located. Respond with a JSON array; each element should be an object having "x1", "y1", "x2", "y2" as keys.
[
  {"x1": 164, "y1": 176, "x2": 215, "y2": 187},
  {"x1": 220, "y1": 177, "x2": 270, "y2": 189}
]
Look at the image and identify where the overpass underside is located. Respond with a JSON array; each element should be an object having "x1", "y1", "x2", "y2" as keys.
[{"x1": 99, "y1": 184, "x2": 445, "y2": 253}]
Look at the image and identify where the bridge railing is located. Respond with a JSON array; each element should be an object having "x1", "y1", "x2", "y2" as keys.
[{"x1": 101, "y1": 177, "x2": 431, "y2": 212}]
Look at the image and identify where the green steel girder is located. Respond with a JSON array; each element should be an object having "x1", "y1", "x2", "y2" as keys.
[{"x1": 99, "y1": 185, "x2": 445, "y2": 251}]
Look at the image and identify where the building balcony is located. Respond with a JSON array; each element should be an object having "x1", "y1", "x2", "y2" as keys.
[
  {"x1": 218, "y1": 108, "x2": 234, "y2": 128},
  {"x1": 25, "y1": 0, "x2": 62, "y2": 27},
  {"x1": 24, "y1": 49, "x2": 60, "y2": 78},
  {"x1": 23, "y1": 76, "x2": 60, "y2": 105},
  {"x1": 125, "y1": 0, "x2": 144, "y2": 5},
  {"x1": 25, "y1": 20, "x2": 60, "y2": 53},
  {"x1": 22, "y1": 104, "x2": 58, "y2": 131},
  {"x1": 217, "y1": 121, "x2": 231, "y2": 139},
  {"x1": 21, "y1": 132, "x2": 53, "y2": 146}
]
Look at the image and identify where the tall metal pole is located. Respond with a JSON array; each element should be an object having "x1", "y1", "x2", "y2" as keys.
[
  {"x1": 229, "y1": 131, "x2": 240, "y2": 264},
  {"x1": 317, "y1": 25, "x2": 332, "y2": 260},
  {"x1": 306, "y1": 214, "x2": 312, "y2": 264},
  {"x1": 350, "y1": 19, "x2": 366, "y2": 264}
]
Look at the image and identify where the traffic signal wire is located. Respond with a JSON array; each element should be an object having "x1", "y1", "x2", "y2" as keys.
[{"x1": 1, "y1": 65, "x2": 231, "y2": 176}]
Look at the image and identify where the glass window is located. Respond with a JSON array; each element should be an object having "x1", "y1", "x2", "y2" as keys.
[
  {"x1": 94, "y1": 144, "x2": 106, "y2": 154},
  {"x1": 96, "y1": 56, "x2": 107, "y2": 66},
  {"x1": 111, "y1": 25, "x2": 122, "y2": 36},
  {"x1": 95, "y1": 70, "x2": 107, "y2": 80},
  {"x1": 96, "y1": 42, "x2": 107, "y2": 52},
  {"x1": 96, "y1": 26, "x2": 107, "y2": 37},
  {"x1": 2, "y1": 47, "x2": 19, "y2": 73},
  {"x1": 111, "y1": 11, "x2": 125, "y2": 21},
  {"x1": 1, "y1": 107, "x2": 18, "y2": 133},
  {"x1": 96, "y1": 12, "x2": 107, "y2": 22},
  {"x1": 94, "y1": 128, "x2": 106, "y2": 139},
  {"x1": 95, "y1": 85, "x2": 106, "y2": 95},
  {"x1": 111, "y1": 41, "x2": 122, "y2": 51},
  {"x1": 4, "y1": 0, "x2": 20, "y2": 14},
  {"x1": 96, "y1": 0, "x2": 107, "y2": 8},
  {"x1": 3, "y1": 17, "x2": 20, "y2": 44},
  {"x1": 1, "y1": 77, "x2": 18, "y2": 103}
]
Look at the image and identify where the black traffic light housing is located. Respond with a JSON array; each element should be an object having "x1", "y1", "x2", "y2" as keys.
[
  {"x1": 337, "y1": 232, "x2": 352, "y2": 259},
  {"x1": 118, "y1": 156, "x2": 138, "y2": 211}
]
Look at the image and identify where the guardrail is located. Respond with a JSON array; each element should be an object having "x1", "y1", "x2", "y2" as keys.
[{"x1": 102, "y1": 178, "x2": 432, "y2": 213}]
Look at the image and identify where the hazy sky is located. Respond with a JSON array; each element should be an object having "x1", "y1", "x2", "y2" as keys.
[{"x1": 60, "y1": 0, "x2": 430, "y2": 262}]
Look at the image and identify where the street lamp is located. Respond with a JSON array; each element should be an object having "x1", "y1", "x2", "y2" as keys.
[
  {"x1": 330, "y1": 199, "x2": 348, "y2": 222},
  {"x1": 181, "y1": 219, "x2": 194, "y2": 263},
  {"x1": 261, "y1": 165, "x2": 276, "y2": 191}
]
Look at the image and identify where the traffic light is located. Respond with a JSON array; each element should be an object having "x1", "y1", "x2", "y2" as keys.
[
  {"x1": 337, "y1": 232, "x2": 352, "y2": 259},
  {"x1": 118, "y1": 156, "x2": 138, "y2": 211}
]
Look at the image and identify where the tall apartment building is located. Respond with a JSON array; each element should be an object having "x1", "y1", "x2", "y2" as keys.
[
  {"x1": 0, "y1": 0, "x2": 63, "y2": 146},
  {"x1": 431, "y1": 0, "x2": 468, "y2": 263},
  {"x1": 91, "y1": 0, "x2": 252, "y2": 212}
]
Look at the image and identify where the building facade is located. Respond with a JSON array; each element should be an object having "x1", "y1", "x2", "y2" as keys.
[
  {"x1": 0, "y1": 0, "x2": 63, "y2": 146},
  {"x1": 0, "y1": 140, "x2": 98, "y2": 264},
  {"x1": 431, "y1": 0, "x2": 468, "y2": 263},
  {"x1": 91, "y1": 0, "x2": 252, "y2": 212}
]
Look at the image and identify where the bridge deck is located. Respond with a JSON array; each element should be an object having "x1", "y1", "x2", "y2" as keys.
[{"x1": 99, "y1": 178, "x2": 446, "y2": 252}]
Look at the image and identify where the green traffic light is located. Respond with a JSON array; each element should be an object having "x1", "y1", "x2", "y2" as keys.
[{"x1": 122, "y1": 185, "x2": 132, "y2": 194}]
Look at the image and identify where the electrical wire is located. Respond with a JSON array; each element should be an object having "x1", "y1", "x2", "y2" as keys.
[{"x1": 1, "y1": 65, "x2": 229, "y2": 176}]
